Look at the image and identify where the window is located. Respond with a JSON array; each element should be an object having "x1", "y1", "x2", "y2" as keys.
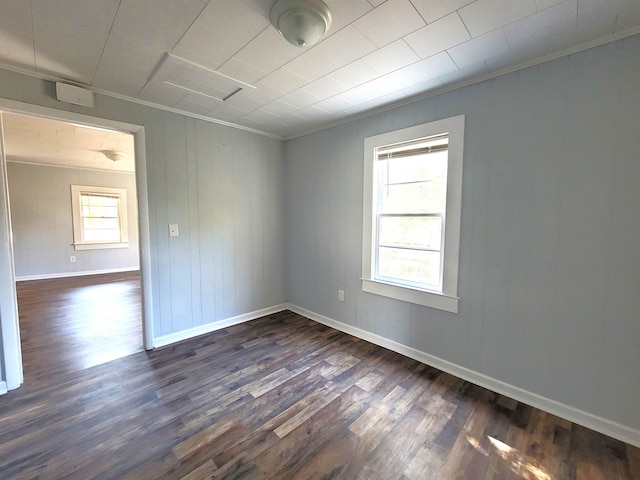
[
  {"x1": 71, "y1": 185, "x2": 129, "y2": 250},
  {"x1": 362, "y1": 115, "x2": 464, "y2": 313}
]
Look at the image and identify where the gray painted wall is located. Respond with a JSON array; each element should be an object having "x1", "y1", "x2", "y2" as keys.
[
  {"x1": 284, "y1": 36, "x2": 640, "y2": 432},
  {"x1": 0, "y1": 70, "x2": 286, "y2": 345},
  {"x1": 7, "y1": 162, "x2": 140, "y2": 278}
]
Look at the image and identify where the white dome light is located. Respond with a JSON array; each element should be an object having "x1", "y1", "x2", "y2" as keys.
[{"x1": 271, "y1": 0, "x2": 332, "y2": 48}]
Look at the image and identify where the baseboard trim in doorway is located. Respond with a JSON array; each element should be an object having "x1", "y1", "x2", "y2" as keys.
[
  {"x1": 153, "y1": 304, "x2": 289, "y2": 349},
  {"x1": 0, "y1": 381, "x2": 7, "y2": 395},
  {"x1": 287, "y1": 303, "x2": 640, "y2": 448},
  {"x1": 15, "y1": 267, "x2": 140, "y2": 281}
]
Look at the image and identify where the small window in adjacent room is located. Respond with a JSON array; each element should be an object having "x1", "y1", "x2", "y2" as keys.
[
  {"x1": 362, "y1": 115, "x2": 464, "y2": 313},
  {"x1": 71, "y1": 185, "x2": 129, "y2": 250}
]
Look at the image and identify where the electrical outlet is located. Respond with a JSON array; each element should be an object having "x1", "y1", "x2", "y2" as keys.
[
  {"x1": 338, "y1": 289, "x2": 344, "y2": 302},
  {"x1": 70, "y1": 255, "x2": 76, "y2": 263},
  {"x1": 169, "y1": 224, "x2": 179, "y2": 237}
]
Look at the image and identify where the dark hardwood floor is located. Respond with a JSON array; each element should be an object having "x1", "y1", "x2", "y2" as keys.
[{"x1": 1, "y1": 296, "x2": 638, "y2": 478}]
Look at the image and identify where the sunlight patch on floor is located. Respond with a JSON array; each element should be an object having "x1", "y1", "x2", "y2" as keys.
[{"x1": 466, "y1": 434, "x2": 551, "y2": 480}]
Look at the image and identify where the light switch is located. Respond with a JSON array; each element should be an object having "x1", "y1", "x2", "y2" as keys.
[{"x1": 169, "y1": 224, "x2": 179, "y2": 237}]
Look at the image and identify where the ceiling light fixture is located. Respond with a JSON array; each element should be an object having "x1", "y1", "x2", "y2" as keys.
[
  {"x1": 271, "y1": 0, "x2": 332, "y2": 48},
  {"x1": 101, "y1": 150, "x2": 127, "y2": 162}
]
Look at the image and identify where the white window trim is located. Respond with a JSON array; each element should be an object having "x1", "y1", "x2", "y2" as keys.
[
  {"x1": 71, "y1": 185, "x2": 129, "y2": 251},
  {"x1": 362, "y1": 115, "x2": 465, "y2": 313}
]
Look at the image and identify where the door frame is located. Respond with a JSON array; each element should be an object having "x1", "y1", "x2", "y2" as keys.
[{"x1": 0, "y1": 99, "x2": 154, "y2": 392}]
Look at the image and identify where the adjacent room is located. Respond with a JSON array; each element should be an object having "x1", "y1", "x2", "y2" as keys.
[
  {"x1": 0, "y1": 1, "x2": 638, "y2": 478},
  {"x1": 3, "y1": 112, "x2": 143, "y2": 382}
]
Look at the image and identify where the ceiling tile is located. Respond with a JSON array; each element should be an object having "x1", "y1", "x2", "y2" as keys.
[
  {"x1": 362, "y1": 40, "x2": 421, "y2": 75},
  {"x1": 458, "y1": 0, "x2": 537, "y2": 37},
  {"x1": 613, "y1": 1, "x2": 640, "y2": 32},
  {"x1": 353, "y1": 0, "x2": 426, "y2": 47},
  {"x1": 341, "y1": 90, "x2": 408, "y2": 116},
  {"x1": 409, "y1": 0, "x2": 477, "y2": 24},
  {"x1": 285, "y1": 27, "x2": 377, "y2": 82},
  {"x1": 258, "y1": 68, "x2": 310, "y2": 93},
  {"x1": 233, "y1": 27, "x2": 302, "y2": 74},
  {"x1": 217, "y1": 57, "x2": 269, "y2": 85},
  {"x1": 174, "y1": 93, "x2": 224, "y2": 112},
  {"x1": 325, "y1": 0, "x2": 375, "y2": 32},
  {"x1": 94, "y1": 69, "x2": 152, "y2": 99},
  {"x1": 447, "y1": 28, "x2": 510, "y2": 68},
  {"x1": 172, "y1": 0, "x2": 270, "y2": 70},
  {"x1": 327, "y1": 60, "x2": 380, "y2": 89},
  {"x1": 401, "y1": 52, "x2": 459, "y2": 82},
  {"x1": 483, "y1": 46, "x2": 543, "y2": 71},
  {"x1": 244, "y1": 108, "x2": 282, "y2": 126},
  {"x1": 137, "y1": 82, "x2": 187, "y2": 107},
  {"x1": 300, "y1": 76, "x2": 346, "y2": 100},
  {"x1": 223, "y1": 93, "x2": 269, "y2": 113},
  {"x1": 536, "y1": 0, "x2": 567, "y2": 9},
  {"x1": 93, "y1": 0, "x2": 206, "y2": 95},
  {"x1": 339, "y1": 70, "x2": 415, "y2": 105},
  {"x1": 313, "y1": 95, "x2": 356, "y2": 113},
  {"x1": 31, "y1": 0, "x2": 120, "y2": 83},
  {"x1": 259, "y1": 100, "x2": 299, "y2": 116},
  {"x1": 279, "y1": 89, "x2": 321, "y2": 109},
  {"x1": 504, "y1": 0, "x2": 577, "y2": 58},
  {"x1": 0, "y1": 0, "x2": 35, "y2": 70},
  {"x1": 250, "y1": 80, "x2": 287, "y2": 102},
  {"x1": 291, "y1": 105, "x2": 332, "y2": 121},
  {"x1": 402, "y1": 77, "x2": 443, "y2": 96},
  {"x1": 438, "y1": 60, "x2": 488, "y2": 83},
  {"x1": 404, "y1": 12, "x2": 471, "y2": 59},
  {"x1": 576, "y1": 0, "x2": 625, "y2": 42}
]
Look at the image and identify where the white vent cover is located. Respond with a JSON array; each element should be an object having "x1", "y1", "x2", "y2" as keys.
[{"x1": 151, "y1": 54, "x2": 256, "y2": 103}]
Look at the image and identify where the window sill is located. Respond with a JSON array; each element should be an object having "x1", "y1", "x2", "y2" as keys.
[
  {"x1": 361, "y1": 278, "x2": 459, "y2": 313},
  {"x1": 74, "y1": 242, "x2": 129, "y2": 251}
]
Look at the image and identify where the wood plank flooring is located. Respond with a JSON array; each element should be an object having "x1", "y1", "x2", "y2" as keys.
[
  {"x1": 1, "y1": 305, "x2": 638, "y2": 478},
  {"x1": 15, "y1": 271, "x2": 143, "y2": 384}
]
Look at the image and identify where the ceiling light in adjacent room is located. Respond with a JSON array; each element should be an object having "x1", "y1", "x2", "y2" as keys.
[
  {"x1": 101, "y1": 150, "x2": 127, "y2": 162},
  {"x1": 271, "y1": 0, "x2": 332, "y2": 47}
]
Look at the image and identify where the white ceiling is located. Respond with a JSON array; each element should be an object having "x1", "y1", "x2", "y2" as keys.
[
  {"x1": 2, "y1": 112, "x2": 135, "y2": 173},
  {"x1": 0, "y1": 0, "x2": 639, "y2": 140}
]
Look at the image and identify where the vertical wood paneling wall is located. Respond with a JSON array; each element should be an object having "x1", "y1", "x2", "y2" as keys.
[
  {"x1": 284, "y1": 36, "x2": 640, "y2": 433},
  {"x1": 0, "y1": 71, "x2": 286, "y2": 341},
  {"x1": 7, "y1": 162, "x2": 140, "y2": 278}
]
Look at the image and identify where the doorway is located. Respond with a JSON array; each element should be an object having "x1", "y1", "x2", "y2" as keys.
[{"x1": 0, "y1": 100, "x2": 154, "y2": 392}]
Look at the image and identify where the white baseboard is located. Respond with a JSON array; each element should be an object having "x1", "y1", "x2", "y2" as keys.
[
  {"x1": 16, "y1": 267, "x2": 140, "y2": 282},
  {"x1": 287, "y1": 303, "x2": 640, "y2": 448},
  {"x1": 153, "y1": 304, "x2": 289, "y2": 349},
  {"x1": 0, "y1": 381, "x2": 7, "y2": 395}
]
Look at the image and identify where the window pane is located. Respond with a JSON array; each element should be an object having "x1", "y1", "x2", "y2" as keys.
[
  {"x1": 383, "y1": 150, "x2": 448, "y2": 184},
  {"x1": 377, "y1": 247, "x2": 441, "y2": 287},
  {"x1": 379, "y1": 216, "x2": 442, "y2": 250},
  {"x1": 83, "y1": 205, "x2": 119, "y2": 218},
  {"x1": 84, "y1": 218, "x2": 120, "y2": 230},
  {"x1": 379, "y1": 150, "x2": 448, "y2": 214},
  {"x1": 380, "y1": 179, "x2": 447, "y2": 214},
  {"x1": 81, "y1": 194, "x2": 119, "y2": 207}
]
